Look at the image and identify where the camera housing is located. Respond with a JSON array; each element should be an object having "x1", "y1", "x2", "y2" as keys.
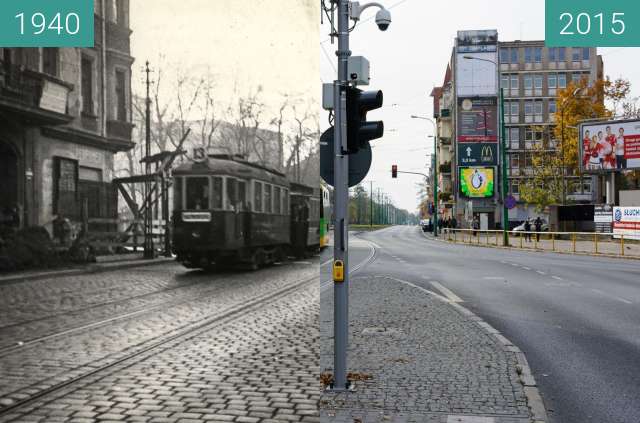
[{"x1": 375, "y1": 9, "x2": 391, "y2": 31}]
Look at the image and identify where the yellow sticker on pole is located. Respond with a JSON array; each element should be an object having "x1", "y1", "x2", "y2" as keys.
[{"x1": 333, "y1": 260, "x2": 344, "y2": 283}]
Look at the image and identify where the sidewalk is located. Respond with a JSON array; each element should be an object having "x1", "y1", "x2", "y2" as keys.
[
  {"x1": 0, "y1": 256, "x2": 175, "y2": 286},
  {"x1": 320, "y1": 276, "x2": 545, "y2": 423}
]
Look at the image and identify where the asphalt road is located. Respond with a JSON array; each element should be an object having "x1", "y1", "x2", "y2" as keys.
[{"x1": 331, "y1": 225, "x2": 640, "y2": 423}]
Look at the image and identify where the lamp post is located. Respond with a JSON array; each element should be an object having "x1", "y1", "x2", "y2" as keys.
[
  {"x1": 463, "y1": 55, "x2": 508, "y2": 246},
  {"x1": 411, "y1": 115, "x2": 438, "y2": 236}
]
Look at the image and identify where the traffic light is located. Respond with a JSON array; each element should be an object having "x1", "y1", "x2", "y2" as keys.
[
  {"x1": 346, "y1": 86, "x2": 384, "y2": 154},
  {"x1": 391, "y1": 164, "x2": 397, "y2": 178}
]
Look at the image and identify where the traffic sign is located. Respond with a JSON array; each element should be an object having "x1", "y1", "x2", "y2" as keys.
[
  {"x1": 457, "y1": 143, "x2": 498, "y2": 166},
  {"x1": 505, "y1": 194, "x2": 517, "y2": 210},
  {"x1": 320, "y1": 128, "x2": 372, "y2": 187}
]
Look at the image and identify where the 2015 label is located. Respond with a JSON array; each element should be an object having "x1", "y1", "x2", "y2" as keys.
[{"x1": 546, "y1": 0, "x2": 639, "y2": 47}]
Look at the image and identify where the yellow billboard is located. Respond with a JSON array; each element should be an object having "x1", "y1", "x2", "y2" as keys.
[{"x1": 460, "y1": 167, "x2": 494, "y2": 198}]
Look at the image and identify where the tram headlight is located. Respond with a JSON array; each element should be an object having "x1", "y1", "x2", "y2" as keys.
[{"x1": 191, "y1": 231, "x2": 201, "y2": 239}]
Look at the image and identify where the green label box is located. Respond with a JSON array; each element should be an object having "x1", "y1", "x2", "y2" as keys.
[
  {"x1": 0, "y1": 0, "x2": 94, "y2": 47},
  {"x1": 546, "y1": 0, "x2": 640, "y2": 47}
]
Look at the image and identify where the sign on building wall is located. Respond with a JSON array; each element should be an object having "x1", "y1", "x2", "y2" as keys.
[
  {"x1": 39, "y1": 80, "x2": 70, "y2": 114},
  {"x1": 457, "y1": 97, "x2": 498, "y2": 143},
  {"x1": 457, "y1": 142, "x2": 498, "y2": 166},
  {"x1": 580, "y1": 118, "x2": 640, "y2": 172},
  {"x1": 613, "y1": 206, "x2": 640, "y2": 240},
  {"x1": 455, "y1": 30, "x2": 498, "y2": 97},
  {"x1": 460, "y1": 167, "x2": 495, "y2": 198}
]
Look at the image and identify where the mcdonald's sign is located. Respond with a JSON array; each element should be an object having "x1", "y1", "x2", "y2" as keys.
[{"x1": 457, "y1": 142, "x2": 498, "y2": 166}]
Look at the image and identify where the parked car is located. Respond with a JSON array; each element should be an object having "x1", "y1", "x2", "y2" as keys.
[
  {"x1": 420, "y1": 219, "x2": 432, "y2": 232},
  {"x1": 512, "y1": 220, "x2": 549, "y2": 235}
]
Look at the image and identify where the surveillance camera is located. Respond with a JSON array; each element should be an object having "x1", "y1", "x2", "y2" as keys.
[{"x1": 375, "y1": 8, "x2": 391, "y2": 31}]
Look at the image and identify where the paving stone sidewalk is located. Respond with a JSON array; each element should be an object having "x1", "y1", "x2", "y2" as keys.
[{"x1": 320, "y1": 276, "x2": 532, "y2": 423}]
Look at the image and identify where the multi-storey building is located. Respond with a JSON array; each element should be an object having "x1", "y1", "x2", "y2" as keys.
[
  {"x1": 0, "y1": 0, "x2": 134, "y2": 233},
  {"x1": 499, "y1": 41, "x2": 603, "y2": 222},
  {"x1": 431, "y1": 34, "x2": 603, "y2": 228}
]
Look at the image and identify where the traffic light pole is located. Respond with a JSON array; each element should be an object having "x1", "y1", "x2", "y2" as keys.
[
  {"x1": 332, "y1": 0, "x2": 350, "y2": 392},
  {"x1": 500, "y1": 88, "x2": 509, "y2": 246}
]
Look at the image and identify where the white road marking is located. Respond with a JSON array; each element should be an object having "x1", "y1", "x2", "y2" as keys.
[
  {"x1": 536, "y1": 270, "x2": 546, "y2": 275},
  {"x1": 430, "y1": 281, "x2": 464, "y2": 303},
  {"x1": 293, "y1": 261, "x2": 312, "y2": 265},
  {"x1": 510, "y1": 263, "x2": 520, "y2": 267},
  {"x1": 482, "y1": 276, "x2": 505, "y2": 280},
  {"x1": 590, "y1": 288, "x2": 633, "y2": 304},
  {"x1": 552, "y1": 275, "x2": 563, "y2": 281},
  {"x1": 321, "y1": 258, "x2": 332, "y2": 266},
  {"x1": 522, "y1": 266, "x2": 531, "y2": 271}
]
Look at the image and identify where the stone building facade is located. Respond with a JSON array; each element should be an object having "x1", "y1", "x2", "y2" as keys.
[{"x1": 0, "y1": 0, "x2": 134, "y2": 233}]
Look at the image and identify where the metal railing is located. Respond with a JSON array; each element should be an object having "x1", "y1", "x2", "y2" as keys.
[{"x1": 441, "y1": 228, "x2": 640, "y2": 258}]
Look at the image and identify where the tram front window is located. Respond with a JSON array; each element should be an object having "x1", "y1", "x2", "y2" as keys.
[{"x1": 186, "y1": 177, "x2": 209, "y2": 210}]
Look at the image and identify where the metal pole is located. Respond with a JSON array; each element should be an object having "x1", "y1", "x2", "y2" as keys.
[
  {"x1": 500, "y1": 88, "x2": 508, "y2": 246},
  {"x1": 433, "y1": 132, "x2": 438, "y2": 237},
  {"x1": 332, "y1": 0, "x2": 350, "y2": 392},
  {"x1": 370, "y1": 181, "x2": 373, "y2": 228},
  {"x1": 143, "y1": 61, "x2": 154, "y2": 259}
]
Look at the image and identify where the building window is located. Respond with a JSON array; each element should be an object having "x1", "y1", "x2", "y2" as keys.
[
  {"x1": 511, "y1": 48, "x2": 518, "y2": 64},
  {"x1": 534, "y1": 100, "x2": 543, "y2": 122},
  {"x1": 524, "y1": 100, "x2": 533, "y2": 117},
  {"x1": 524, "y1": 74, "x2": 533, "y2": 95},
  {"x1": 79, "y1": 166, "x2": 102, "y2": 182},
  {"x1": 558, "y1": 73, "x2": 567, "y2": 88},
  {"x1": 81, "y1": 56, "x2": 94, "y2": 115},
  {"x1": 501, "y1": 74, "x2": 509, "y2": 90},
  {"x1": 582, "y1": 48, "x2": 590, "y2": 61},
  {"x1": 572, "y1": 47, "x2": 581, "y2": 62},
  {"x1": 534, "y1": 74, "x2": 543, "y2": 95},
  {"x1": 509, "y1": 127, "x2": 520, "y2": 149},
  {"x1": 534, "y1": 47, "x2": 542, "y2": 63},
  {"x1": 115, "y1": 0, "x2": 126, "y2": 25},
  {"x1": 42, "y1": 48, "x2": 58, "y2": 76},
  {"x1": 510, "y1": 101, "x2": 519, "y2": 117},
  {"x1": 558, "y1": 47, "x2": 566, "y2": 61},
  {"x1": 512, "y1": 181, "x2": 519, "y2": 194},
  {"x1": 572, "y1": 73, "x2": 584, "y2": 84},
  {"x1": 115, "y1": 69, "x2": 127, "y2": 122},
  {"x1": 549, "y1": 47, "x2": 556, "y2": 62},
  {"x1": 549, "y1": 101, "x2": 557, "y2": 115},
  {"x1": 510, "y1": 75, "x2": 519, "y2": 91},
  {"x1": 548, "y1": 74, "x2": 557, "y2": 89},
  {"x1": 524, "y1": 47, "x2": 532, "y2": 63},
  {"x1": 500, "y1": 48, "x2": 509, "y2": 64}
]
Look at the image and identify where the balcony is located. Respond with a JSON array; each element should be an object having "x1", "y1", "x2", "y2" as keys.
[
  {"x1": 0, "y1": 62, "x2": 73, "y2": 125},
  {"x1": 107, "y1": 119, "x2": 134, "y2": 142}
]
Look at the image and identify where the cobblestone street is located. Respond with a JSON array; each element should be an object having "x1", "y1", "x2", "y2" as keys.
[{"x1": 0, "y1": 260, "x2": 320, "y2": 422}]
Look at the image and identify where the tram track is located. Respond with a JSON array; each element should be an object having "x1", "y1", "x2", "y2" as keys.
[
  {"x1": 0, "y1": 272, "x2": 318, "y2": 419},
  {"x1": 0, "y1": 262, "x2": 312, "y2": 357}
]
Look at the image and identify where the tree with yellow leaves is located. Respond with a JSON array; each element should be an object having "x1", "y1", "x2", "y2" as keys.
[{"x1": 519, "y1": 77, "x2": 630, "y2": 210}]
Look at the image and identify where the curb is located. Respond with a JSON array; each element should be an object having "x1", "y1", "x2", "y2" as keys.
[
  {"x1": 0, "y1": 257, "x2": 176, "y2": 286},
  {"x1": 381, "y1": 274, "x2": 548, "y2": 423},
  {"x1": 420, "y1": 228, "x2": 640, "y2": 262}
]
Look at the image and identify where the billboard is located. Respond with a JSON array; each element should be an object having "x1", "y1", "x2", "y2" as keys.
[
  {"x1": 594, "y1": 204, "x2": 613, "y2": 233},
  {"x1": 456, "y1": 30, "x2": 498, "y2": 97},
  {"x1": 613, "y1": 206, "x2": 640, "y2": 240},
  {"x1": 460, "y1": 167, "x2": 495, "y2": 198},
  {"x1": 579, "y1": 118, "x2": 640, "y2": 172},
  {"x1": 457, "y1": 97, "x2": 498, "y2": 142}
]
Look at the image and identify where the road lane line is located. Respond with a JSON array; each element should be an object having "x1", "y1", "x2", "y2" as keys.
[
  {"x1": 430, "y1": 281, "x2": 464, "y2": 303},
  {"x1": 536, "y1": 270, "x2": 546, "y2": 275},
  {"x1": 522, "y1": 267, "x2": 531, "y2": 270},
  {"x1": 482, "y1": 276, "x2": 505, "y2": 280},
  {"x1": 590, "y1": 288, "x2": 633, "y2": 304},
  {"x1": 552, "y1": 275, "x2": 563, "y2": 281}
]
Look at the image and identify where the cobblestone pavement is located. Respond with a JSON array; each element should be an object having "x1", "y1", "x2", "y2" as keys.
[
  {"x1": 320, "y1": 276, "x2": 531, "y2": 423},
  {"x1": 0, "y1": 260, "x2": 319, "y2": 420}
]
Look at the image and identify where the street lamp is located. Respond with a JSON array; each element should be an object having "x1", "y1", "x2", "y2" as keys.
[
  {"x1": 411, "y1": 115, "x2": 438, "y2": 237},
  {"x1": 463, "y1": 55, "x2": 509, "y2": 246}
]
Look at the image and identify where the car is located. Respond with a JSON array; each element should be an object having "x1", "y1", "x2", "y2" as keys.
[
  {"x1": 420, "y1": 219, "x2": 432, "y2": 232},
  {"x1": 512, "y1": 219, "x2": 549, "y2": 235}
]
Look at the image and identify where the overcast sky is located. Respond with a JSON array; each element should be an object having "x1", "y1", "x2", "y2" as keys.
[
  {"x1": 130, "y1": 0, "x2": 319, "y2": 122},
  {"x1": 320, "y1": 0, "x2": 640, "y2": 212}
]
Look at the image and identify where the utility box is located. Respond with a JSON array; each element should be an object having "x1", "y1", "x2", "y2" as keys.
[
  {"x1": 348, "y1": 56, "x2": 370, "y2": 86},
  {"x1": 322, "y1": 83, "x2": 334, "y2": 110}
]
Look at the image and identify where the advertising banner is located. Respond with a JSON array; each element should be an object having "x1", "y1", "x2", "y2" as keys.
[
  {"x1": 455, "y1": 30, "x2": 498, "y2": 97},
  {"x1": 580, "y1": 118, "x2": 640, "y2": 172},
  {"x1": 613, "y1": 206, "x2": 640, "y2": 240},
  {"x1": 457, "y1": 142, "x2": 498, "y2": 166},
  {"x1": 460, "y1": 167, "x2": 495, "y2": 198},
  {"x1": 594, "y1": 204, "x2": 613, "y2": 233},
  {"x1": 457, "y1": 97, "x2": 498, "y2": 143}
]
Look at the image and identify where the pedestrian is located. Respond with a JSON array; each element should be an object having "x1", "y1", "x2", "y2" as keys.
[
  {"x1": 534, "y1": 216, "x2": 542, "y2": 242},
  {"x1": 524, "y1": 219, "x2": 531, "y2": 242},
  {"x1": 451, "y1": 217, "x2": 457, "y2": 229},
  {"x1": 472, "y1": 216, "x2": 479, "y2": 236}
]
